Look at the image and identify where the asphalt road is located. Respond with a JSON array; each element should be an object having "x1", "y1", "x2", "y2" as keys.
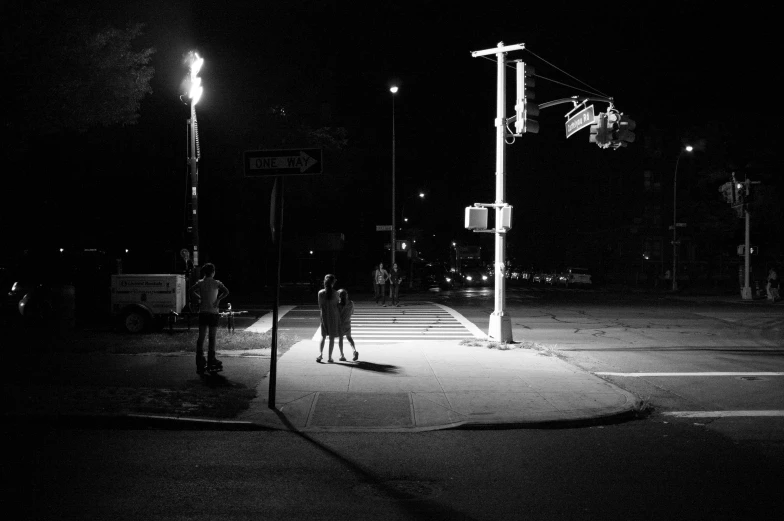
[{"x1": 7, "y1": 420, "x2": 782, "y2": 520}]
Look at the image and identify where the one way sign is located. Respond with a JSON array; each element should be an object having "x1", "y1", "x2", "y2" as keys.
[{"x1": 244, "y1": 148, "x2": 323, "y2": 177}]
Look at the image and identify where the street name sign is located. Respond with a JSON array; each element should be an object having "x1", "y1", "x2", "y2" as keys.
[
  {"x1": 376, "y1": 225, "x2": 393, "y2": 231},
  {"x1": 565, "y1": 105, "x2": 595, "y2": 139},
  {"x1": 244, "y1": 148, "x2": 323, "y2": 176}
]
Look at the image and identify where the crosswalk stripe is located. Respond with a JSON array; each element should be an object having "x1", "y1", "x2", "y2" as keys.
[
  {"x1": 596, "y1": 372, "x2": 784, "y2": 377},
  {"x1": 310, "y1": 302, "x2": 485, "y2": 342},
  {"x1": 662, "y1": 411, "x2": 784, "y2": 418}
]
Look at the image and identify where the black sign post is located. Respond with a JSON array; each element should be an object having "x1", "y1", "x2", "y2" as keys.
[{"x1": 245, "y1": 148, "x2": 323, "y2": 409}]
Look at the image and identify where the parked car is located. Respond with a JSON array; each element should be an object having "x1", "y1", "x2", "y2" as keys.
[
  {"x1": 557, "y1": 267, "x2": 592, "y2": 288},
  {"x1": 5, "y1": 248, "x2": 113, "y2": 324}
]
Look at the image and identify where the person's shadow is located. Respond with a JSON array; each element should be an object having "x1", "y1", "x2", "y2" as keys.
[{"x1": 331, "y1": 361, "x2": 399, "y2": 374}]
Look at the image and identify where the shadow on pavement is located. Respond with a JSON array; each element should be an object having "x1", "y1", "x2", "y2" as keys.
[
  {"x1": 336, "y1": 361, "x2": 400, "y2": 374},
  {"x1": 270, "y1": 408, "x2": 475, "y2": 517}
]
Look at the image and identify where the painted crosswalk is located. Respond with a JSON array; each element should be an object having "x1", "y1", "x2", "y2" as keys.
[{"x1": 310, "y1": 302, "x2": 486, "y2": 342}]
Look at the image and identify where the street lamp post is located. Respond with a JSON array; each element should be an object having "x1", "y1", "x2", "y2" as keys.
[
  {"x1": 390, "y1": 86, "x2": 398, "y2": 271},
  {"x1": 671, "y1": 145, "x2": 692, "y2": 291},
  {"x1": 401, "y1": 192, "x2": 425, "y2": 288}
]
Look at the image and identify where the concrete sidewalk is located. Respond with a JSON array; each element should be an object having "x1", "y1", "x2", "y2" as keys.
[{"x1": 238, "y1": 339, "x2": 642, "y2": 432}]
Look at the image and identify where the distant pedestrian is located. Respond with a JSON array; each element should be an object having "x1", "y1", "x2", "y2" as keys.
[
  {"x1": 767, "y1": 268, "x2": 780, "y2": 302},
  {"x1": 180, "y1": 248, "x2": 196, "y2": 311},
  {"x1": 371, "y1": 264, "x2": 379, "y2": 300},
  {"x1": 317, "y1": 274, "x2": 340, "y2": 362},
  {"x1": 374, "y1": 262, "x2": 390, "y2": 306},
  {"x1": 190, "y1": 263, "x2": 230, "y2": 375},
  {"x1": 389, "y1": 263, "x2": 404, "y2": 306},
  {"x1": 337, "y1": 289, "x2": 358, "y2": 361}
]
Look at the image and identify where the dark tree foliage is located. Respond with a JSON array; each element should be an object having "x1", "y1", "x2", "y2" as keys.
[{"x1": 2, "y1": 1, "x2": 155, "y2": 138}]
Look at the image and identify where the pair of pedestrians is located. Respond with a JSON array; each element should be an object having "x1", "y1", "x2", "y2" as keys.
[
  {"x1": 373, "y1": 262, "x2": 404, "y2": 306},
  {"x1": 317, "y1": 274, "x2": 358, "y2": 363}
]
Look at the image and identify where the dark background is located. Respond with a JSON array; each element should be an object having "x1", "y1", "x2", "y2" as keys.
[{"x1": 2, "y1": 1, "x2": 781, "y2": 292}]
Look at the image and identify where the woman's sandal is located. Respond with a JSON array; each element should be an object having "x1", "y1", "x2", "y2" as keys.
[
  {"x1": 328, "y1": 358, "x2": 334, "y2": 363},
  {"x1": 339, "y1": 356, "x2": 347, "y2": 362},
  {"x1": 316, "y1": 355, "x2": 322, "y2": 363},
  {"x1": 353, "y1": 351, "x2": 359, "y2": 361}
]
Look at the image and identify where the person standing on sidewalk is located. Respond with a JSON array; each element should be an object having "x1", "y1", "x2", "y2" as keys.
[
  {"x1": 389, "y1": 263, "x2": 404, "y2": 306},
  {"x1": 317, "y1": 274, "x2": 340, "y2": 363},
  {"x1": 767, "y1": 268, "x2": 780, "y2": 302},
  {"x1": 190, "y1": 263, "x2": 229, "y2": 375},
  {"x1": 374, "y1": 262, "x2": 390, "y2": 306},
  {"x1": 337, "y1": 289, "x2": 358, "y2": 361}
]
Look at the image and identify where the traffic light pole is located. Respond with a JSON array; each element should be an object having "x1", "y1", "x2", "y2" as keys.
[
  {"x1": 471, "y1": 42, "x2": 522, "y2": 342},
  {"x1": 742, "y1": 197, "x2": 752, "y2": 300}
]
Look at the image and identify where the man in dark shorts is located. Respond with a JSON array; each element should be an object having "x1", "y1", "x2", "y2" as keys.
[{"x1": 190, "y1": 263, "x2": 230, "y2": 374}]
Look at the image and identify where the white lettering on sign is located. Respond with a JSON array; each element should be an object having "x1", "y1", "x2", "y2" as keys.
[
  {"x1": 249, "y1": 151, "x2": 317, "y2": 172},
  {"x1": 565, "y1": 105, "x2": 596, "y2": 138}
]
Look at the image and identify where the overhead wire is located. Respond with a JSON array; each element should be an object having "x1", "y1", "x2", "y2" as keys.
[
  {"x1": 524, "y1": 47, "x2": 610, "y2": 98},
  {"x1": 476, "y1": 51, "x2": 610, "y2": 99}
]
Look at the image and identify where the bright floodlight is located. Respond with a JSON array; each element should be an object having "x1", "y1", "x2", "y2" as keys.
[
  {"x1": 189, "y1": 52, "x2": 204, "y2": 105},
  {"x1": 685, "y1": 145, "x2": 693, "y2": 152},
  {"x1": 390, "y1": 86, "x2": 399, "y2": 94},
  {"x1": 419, "y1": 192, "x2": 425, "y2": 198}
]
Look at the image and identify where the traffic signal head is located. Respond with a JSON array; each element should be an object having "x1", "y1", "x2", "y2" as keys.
[
  {"x1": 514, "y1": 61, "x2": 539, "y2": 134},
  {"x1": 589, "y1": 113, "x2": 609, "y2": 148},
  {"x1": 616, "y1": 115, "x2": 636, "y2": 143},
  {"x1": 735, "y1": 182, "x2": 745, "y2": 206},
  {"x1": 718, "y1": 182, "x2": 735, "y2": 204},
  {"x1": 605, "y1": 112, "x2": 636, "y2": 149}
]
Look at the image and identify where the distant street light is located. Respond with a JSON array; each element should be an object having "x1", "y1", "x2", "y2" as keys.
[
  {"x1": 671, "y1": 144, "x2": 693, "y2": 291},
  {"x1": 401, "y1": 191, "x2": 425, "y2": 223}
]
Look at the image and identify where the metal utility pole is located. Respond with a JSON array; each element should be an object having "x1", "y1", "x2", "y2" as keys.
[
  {"x1": 471, "y1": 42, "x2": 523, "y2": 342},
  {"x1": 742, "y1": 202, "x2": 752, "y2": 300},
  {"x1": 671, "y1": 146, "x2": 692, "y2": 291}
]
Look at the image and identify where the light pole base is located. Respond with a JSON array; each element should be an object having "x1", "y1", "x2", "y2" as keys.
[
  {"x1": 741, "y1": 286, "x2": 753, "y2": 300},
  {"x1": 488, "y1": 313, "x2": 513, "y2": 343}
]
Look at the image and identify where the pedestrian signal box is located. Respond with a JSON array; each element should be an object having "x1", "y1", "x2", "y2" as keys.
[{"x1": 465, "y1": 207, "x2": 488, "y2": 230}]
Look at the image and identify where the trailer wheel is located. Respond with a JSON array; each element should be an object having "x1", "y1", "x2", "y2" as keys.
[{"x1": 123, "y1": 309, "x2": 148, "y2": 333}]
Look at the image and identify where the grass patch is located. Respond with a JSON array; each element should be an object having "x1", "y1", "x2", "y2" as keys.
[
  {"x1": 460, "y1": 338, "x2": 561, "y2": 356},
  {"x1": 12, "y1": 326, "x2": 299, "y2": 355}
]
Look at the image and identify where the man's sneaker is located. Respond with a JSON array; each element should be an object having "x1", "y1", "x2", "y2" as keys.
[{"x1": 196, "y1": 355, "x2": 207, "y2": 375}]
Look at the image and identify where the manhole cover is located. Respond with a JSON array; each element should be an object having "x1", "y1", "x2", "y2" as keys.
[{"x1": 352, "y1": 480, "x2": 442, "y2": 501}]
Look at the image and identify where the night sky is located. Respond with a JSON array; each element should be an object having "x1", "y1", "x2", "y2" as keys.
[{"x1": 2, "y1": 1, "x2": 780, "y2": 287}]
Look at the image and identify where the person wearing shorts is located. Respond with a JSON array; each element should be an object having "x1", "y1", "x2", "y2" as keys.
[{"x1": 190, "y1": 263, "x2": 230, "y2": 374}]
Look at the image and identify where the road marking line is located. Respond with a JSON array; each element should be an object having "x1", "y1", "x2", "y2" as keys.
[
  {"x1": 595, "y1": 372, "x2": 784, "y2": 377},
  {"x1": 663, "y1": 411, "x2": 784, "y2": 418},
  {"x1": 246, "y1": 305, "x2": 295, "y2": 334},
  {"x1": 431, "y1": 302, "x2": 488, "y2": 339}
]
